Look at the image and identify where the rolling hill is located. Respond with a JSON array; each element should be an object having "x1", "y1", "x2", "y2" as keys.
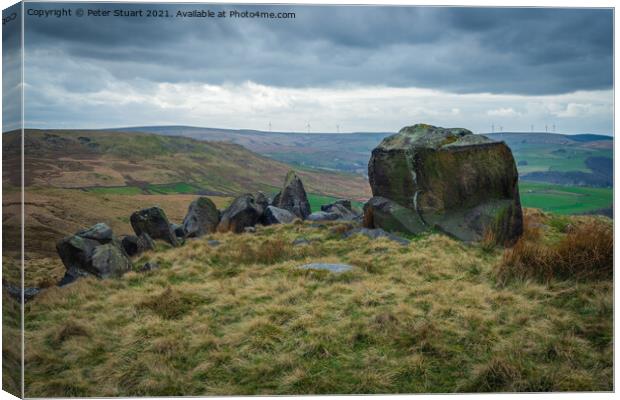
[{"x1": 2, "y1": 129, "x2": 370, "y2": 260}]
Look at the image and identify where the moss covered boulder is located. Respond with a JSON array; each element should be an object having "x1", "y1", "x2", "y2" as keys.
[{"x1": 366, "y1": 123, "x2": 523, "y2": 244}]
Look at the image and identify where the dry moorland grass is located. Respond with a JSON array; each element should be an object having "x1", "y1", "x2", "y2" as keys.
[{"x1": 22, "y1": 211, "x2": 613, "y2": 396}]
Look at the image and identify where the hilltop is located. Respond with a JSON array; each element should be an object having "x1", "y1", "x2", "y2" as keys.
[{"x1": 21, "y1": 211, "x2": 612, "y2": 396}]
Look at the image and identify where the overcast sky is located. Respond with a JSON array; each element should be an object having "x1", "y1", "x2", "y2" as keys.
[{"x1": 4, "y1": 4, "x2": 614, "y2": 134}]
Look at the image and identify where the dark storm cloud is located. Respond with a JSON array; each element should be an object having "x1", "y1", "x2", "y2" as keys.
[{"x1": 22, "y1": 4, "x2": 612, "y2": 95}]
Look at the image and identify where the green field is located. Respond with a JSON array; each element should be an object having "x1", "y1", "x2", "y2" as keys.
[
  {"x1": 87, "y1": 186, "x2": 144, "y2": 195},
  {"x1": 519, "y1": 181, "x2": 612, "y2": 214}
]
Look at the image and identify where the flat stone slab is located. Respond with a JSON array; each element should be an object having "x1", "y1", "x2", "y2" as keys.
[{"x1": 297, "y1": 263, "x2": 353, "y2": 273}]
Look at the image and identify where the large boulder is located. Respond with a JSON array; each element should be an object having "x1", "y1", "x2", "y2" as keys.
[
  {"x1": 130, "y1": 206, "x2": 180, "y2": 247},
  {"x1": 182, "y1": 197, "x2": 221, "y2": 238},
  {"x1": 56, "y1": 223, "x2": 132, "y2": 281},
  {"x1": 366, "y1": 123, "x2": 523, "y2": 243},
  {"x1": 217, "y1": 194, "x2": 263, "y2": 233},
  {"x1": 262, "y1": 205, "x2": 296, "y2": 225},
  {"x1": 273, "y1": 171, "x2": 311, "y2": 220}
]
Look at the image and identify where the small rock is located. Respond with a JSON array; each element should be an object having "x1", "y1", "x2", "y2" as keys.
[
  {"x1": 139, "y1": 262, "x2": 160, "y2": 272},
  {"x1": 244, "y1": 226, "x2": 256, "y2": 233},
  {"x1": 2, "y1": 280, "x2": 41, "y2": 302},
  {"x1": 297, "y1": 263, "x2": 353, "y2": 273},
  {"x1": 207, "y1": 240, "x2": 221, "y2": 247},
  {"x1": 307, "y1": 211, "x2": 340, "y2": 222},
  {"x1": 343, "y1": 227, "x2": 410, "y2": 246},
  {"x1": 292, "y1": 237, "x2": 310, "y2": 246}
]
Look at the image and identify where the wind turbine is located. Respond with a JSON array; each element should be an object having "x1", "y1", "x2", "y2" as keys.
[
  {"x1": 306, "y1": 122, "x2": 311, "y2": 134},
  {"x1": 336, "y1": 124, "x2": 340, "y2": 134},
  {"x1": 268, "y1": 121, "x2": 272, "y2": 132}
]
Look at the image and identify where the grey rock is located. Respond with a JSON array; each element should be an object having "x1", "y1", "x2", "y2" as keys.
[
  {"x1": 130, "y1": 206, "x2": 180, "y2": 246},
  {"x1": 322, "y1": 199, "x2": 352, "y2": 212},
  {"x1": 182, "y1": 197, "x2": 221, "y2": 238},
  {"x1": 121, "y1": 233, "x2": 155, "y2": 257},
  {"x1": 217, "y1": 194, "x2": 263, "y2": 233},
  {"x1": 255, "y1": 191, "x2": 269, "y2": 212},
  {"x1": 343, "y1": 227, "x2": 410, "y2": 246},
  {"x1": 56, "y1": 223, "x2": 133, "y2": 281},
  {"x1": 2, "y1": 280, "x2": 41, "y2": 302},
  {"x1": 297, "y1": 263, "x2": 353, "y2": 273},
  {"x1": 307, "y1": 211, "x2": 340, "y2": 222},
  {"x1": 139, "y1": 262, "x2": 160, "y2": 272},
  {"x1": 244, "y1": 226, "x2": 257, "y2": 233},
  {"x1": 292, "y1": 237, "x2": 311, "y2": 246},
  {"x1": 207, "y1": 240, "x2": 221, "y2": 247},
  {"x1": 263, "y1": 205, "x2": 296, "y2": 225},
  {"x1": 171, "y1": 223, "x2": 186, "y2": 238},
  {"x1": 273, "y1": 171, "x2": 311, "y2": 220}
]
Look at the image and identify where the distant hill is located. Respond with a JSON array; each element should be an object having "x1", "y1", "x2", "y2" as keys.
[
  {"x1": 3, "y1": 129, "x2": 370, "y2": 200},
  {"x1": 110, "y1": 126, "x2": 613, "y2": 188},
  {"x1": 110, "y1": 125, "x2": 392, "y2": 174}
]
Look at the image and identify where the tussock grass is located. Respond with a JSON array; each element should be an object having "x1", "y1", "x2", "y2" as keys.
[
  {"x1": 497, "y1": 213, "x2": 613, "y2": 284},
  {"x1": 22, "y1": 213, "x2": 612, "y2": 396}
]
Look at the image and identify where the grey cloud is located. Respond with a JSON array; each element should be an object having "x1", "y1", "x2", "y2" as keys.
[{"x1": 21, "y1": 4, "x2": 612, "y2": 95}]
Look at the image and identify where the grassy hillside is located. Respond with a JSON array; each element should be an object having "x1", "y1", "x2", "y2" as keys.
[
  {"x1": 3, "y1": 129, "x2": 370, "y2": 199},
  {"x1": 21, "y1": 211, "x2": 612, "y2": 396}
]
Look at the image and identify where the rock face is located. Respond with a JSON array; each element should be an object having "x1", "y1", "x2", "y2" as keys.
[
  {"x1": 182, "y1": 197, "x2": 221, "y2": 238},
  {"x1": 263, "y1": 205, "x2": 296, "y2": 225},
  {"x1": 56, "y1": 223, "x2": 133, "y2": 281},
  {"x1": 273, "y1": 171, "x2": 311, "y2": 220},
  {"x1": 366, "y1": 123, "x2": 523, "y2": 243},
  {"x1": 217, "y1": 194, "x2": 263, "y2": 233},
  {"x1": 130, "y1": 206, "x2": 180, "y2": 247}
]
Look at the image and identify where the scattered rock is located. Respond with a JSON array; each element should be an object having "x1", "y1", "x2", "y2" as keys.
[
  {"x1": 322, "y1": 199, "x2": 352, "y2": 212},
  {"x1": 292, "y1": 237, "x2": 311, "y2": 246},
  {"x1": 273, "y1": 170, "x2": 311, "y2": 220},
  {"x1": 139, "y1": 262, "x2": 160, "y2": 273},
  {"x1": 366, "y1": 123, "x2": 523, "y2": 243},
  {"x1": 217, "y1": 194, "x2": 263, "y2": 233},
  {"x1": 56, "y1": 222, "x2": 133, "y2": 281},
  {"x1": 311, "y1": 202, "x2": 359, "y2": 221},
  {"x1": 307, "y1": 211, "x2": 341, "y2": 222},
  {"x1": 262, "y1": 205, "x2": 296, "y2": 225},
  {"x1": 182, "y1": 197, "x2": 221, "y2": 238},
  {"x1": 120, "y1": 233, "x2": 155, "y2": 257},
  {"x1": 343, "y1": 227, "x2": 410, "y2": 246},
  {"x1": 297, "y1": 263, "x2": 353, "y2": 273},
  {"x1": 207, "y1": 240, "x2": 221, "y2": 247},
  {"x1": 2, "y1": 280, "x2": 41, "y2": 302},
  {"x1": 130, "y1": 206, "x2": 180, "y2": 247}
]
